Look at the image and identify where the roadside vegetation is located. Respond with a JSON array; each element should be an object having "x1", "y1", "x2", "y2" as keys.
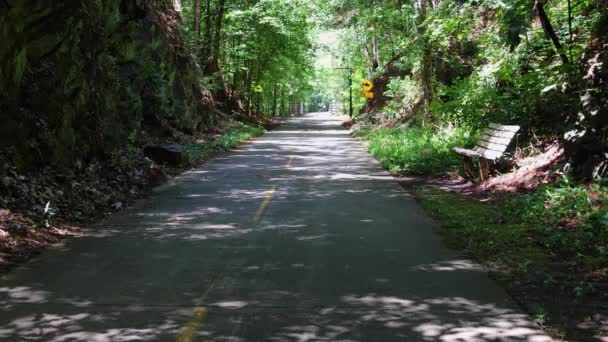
[
  {"x1": 413, "y1": 181, "x2": 607, "y2": 339},
  {"x1": 353, "y1": 125, "x2": 477, "y2": 174},
  {"x1": 183, "y1": 123, "x2": 265, "y2": 165}
]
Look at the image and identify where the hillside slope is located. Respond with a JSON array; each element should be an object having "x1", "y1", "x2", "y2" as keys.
[{"x1": 0, "y1": 0, "x2": 215, "y2": 168}]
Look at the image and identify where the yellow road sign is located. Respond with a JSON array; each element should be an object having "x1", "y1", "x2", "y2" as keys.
[
  {"x1": 361, "y1": 79, "x2": 374, "y2": 92},
  {"x1": 360, "y1": 91, "x2": 375, "y2": 99}
]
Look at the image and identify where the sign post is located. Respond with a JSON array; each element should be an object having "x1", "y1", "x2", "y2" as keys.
[{"x1": 332, "y1": 67, "x2": 353, "y2": 118}]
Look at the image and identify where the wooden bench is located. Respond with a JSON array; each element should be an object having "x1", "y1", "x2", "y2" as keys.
[{"x1": 453, "y1": 123, "x2": 520, "y2": 181}]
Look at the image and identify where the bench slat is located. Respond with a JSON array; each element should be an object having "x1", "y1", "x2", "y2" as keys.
[
  {"x1": 475, "y1": 140, "x2": 509, "y2": 153},
  {"x1": 488, "y1": 123, "x2": 520, "y2": 132},
  {"x1": 482, "y1": 128, "x2": 519, "y2": 139},
  {"x1": 479, "y1": 134, "x2": 512, "y2": 146},
  {"x1": 455, "y1": 123, "x2": 519, "y2": 162},
  {"x1": 479, "y1": 149, "x2": 503, "y2": 160},
  {"x1": 473, "y1": 146, "x2": 504, "y2": 160},
  {"x1": 453, "y1": 147, "x2": 481, "y2": 157},
  {"x1": 457, "y1": 145, "x2": 507, "y2": 158}
]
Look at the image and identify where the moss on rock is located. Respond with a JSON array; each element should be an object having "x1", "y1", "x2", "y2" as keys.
[{"x1": 0, "y1": 0, "x2": 214, "y2": 169}]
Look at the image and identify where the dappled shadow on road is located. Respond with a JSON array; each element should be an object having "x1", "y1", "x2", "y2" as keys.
[
  {"x1": 0, "y1": 288, "x2": 186, "y2": 341},
  {"x1": 79, "y1": 113, "x2": 405, "y2": 243},
  {"x1": 263, "y1": 294, "x2": 551, "y2": 342},
  {"x1": 0, "y1": 281, "x2": 552, "y2": 341},
  {"x1": 0, "y1": 113, "x2": 552, "y2": 341},
  {"x1": 0, "y1": 259, "x2": 552, "y2": 341}
]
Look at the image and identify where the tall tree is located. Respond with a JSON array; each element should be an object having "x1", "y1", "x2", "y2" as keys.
[
  {"x1": 534, "y1": 0, "x2": 569, "y2": 64},
  {"x1": 203, "y1": 0, "x2": 212, "y2": 70},
  {"x1": 417, "y1": 0, "x2": 433, "y2": 119},
  {"x1": 193, "y1": 0, "x2": 202, "y2": 47},
  {"x1": 209, "y1": 0, "x2": 225, "y2": 74}
]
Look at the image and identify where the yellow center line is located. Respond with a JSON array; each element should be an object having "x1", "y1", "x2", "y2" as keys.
[
  {"x1": 177, "y1": 307, "x2": 208, "y2": 342},
  {"x1": 176, "y1": 156, "x2": 291, "y2": 339},
  {"x1": 255, "y1": 185, "x2": 277, "y2": 221}
]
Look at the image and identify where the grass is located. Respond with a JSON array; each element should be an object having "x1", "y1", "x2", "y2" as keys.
[
  {"x1": 183, "y1": 123, "x2": 265, "y2": 165},
  {"x1": 355, "y1": 125, "x2": 477, "y2": 174},
  {"x1": 411, "y1": 182, "x2": 607, "y2": 340},
  {"x1": 412, "y1": 187, "x2": 549, "y2": 272},
  {"x1": 413, "y1": 178, "x2": 608, "y2": 292},
  {"x1": 505, "y1": 179, "x2": 608, "y2": 273}
]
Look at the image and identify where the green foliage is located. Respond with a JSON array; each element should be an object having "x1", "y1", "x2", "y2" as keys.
[
  {"x1": 327, "y1": 0, "x2": 603, "y2": 142},
  {"x1": 359, "y1": 126, "x2": 477, "y2": 174},
  {"x1": 183, "y1": 123, "x2": 265, "y2": 165},
  {"x1": 506, "y1": 179, "x2": 608, "y2": 258},
  {"x1": 415, "y1": 182, "x2": 607, "y2": 294},
  {"x1": 182, "y1": 0, "x2": 319, "y2": 115},
  {"x1": 380, "y1": 76, "x2": 419, "y2": 120},
  {"x1": 414, "y1": 187, "x2": 544, "y2": 268}
]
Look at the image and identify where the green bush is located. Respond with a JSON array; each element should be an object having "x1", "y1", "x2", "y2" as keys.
[
  {"x1": 506, "y1": 179, "x2": 608, "y2": 259},
  {"x1": 415, "y1": 182, "x2": 608, "y2": 297},
  {"x1": 183, "y1": 123, "x2": 265, "y2": 165},
  {"x1": 361, "y1": 126, "x2": 477, "y2": 174}
]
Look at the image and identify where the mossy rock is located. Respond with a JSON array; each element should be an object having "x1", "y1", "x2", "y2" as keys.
[{"x1": 0, "y1": 0, "x2": 213, "y2": 169}]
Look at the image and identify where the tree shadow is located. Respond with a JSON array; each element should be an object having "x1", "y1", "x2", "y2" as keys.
[{"x1": 0, "y1": 113, "x2": 553, "y2": 341}]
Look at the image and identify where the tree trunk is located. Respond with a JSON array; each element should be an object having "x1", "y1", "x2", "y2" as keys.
[
  {"x1": 280, "y1": 85, "x2": 285, "y2": 116},
  {"x1": 273, "y1": 84, "x2": 277, "y2": 116},
  {"x1": 172, "y1": 0, "x2": 182, "y2": 12},
  {"x1": 209, "y1": 0, "x2": 225, "y2": 74},
  {"x1": 193, "y1": 0, "x2": 201, "y2": 48},
  {"x1": 421, "y1": 46, "x2": 433, "y2": 107},
  {"x1": 372, "y1": 36, "x2": 380, "y2": 70},
  {"x1": 534, "y1": 0, "x2": 569, "y2": 64},
  {"x1": 371, "y1": 23, "x2": 380, "y2": 70},
  {"x1": 363, "y1": 43, "x2": 373, "y2": 79},
  {"x1": 568, "y1": 0, "x2": 573, "y2": 61},
  {"x1": 417, "y1": 0, "x2": 427, "y2": 30},
  {"x1": 255, "y1": 62, "x2": 261, "y2": 114},
  {"x1": 417, "y1": 0, "x2": 433, "y2": 121},
  {"x1": 202, "y1": 0, "x2": 212, "y2": 71},
  {"x1": 246, "y1": 60, "x2": 253, "y2": 116}
]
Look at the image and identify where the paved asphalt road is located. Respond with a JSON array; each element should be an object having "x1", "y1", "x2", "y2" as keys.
[{"x1": 0, "y1": 112, "x2": 552, "y2": 341}]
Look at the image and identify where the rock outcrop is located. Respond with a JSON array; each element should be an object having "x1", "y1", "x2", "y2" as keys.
[{"x1": 0, "y1": 0, "x2": 214, "y2": 169}]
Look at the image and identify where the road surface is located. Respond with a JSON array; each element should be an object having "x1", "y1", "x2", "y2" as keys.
[{"x1": 0, "y1": 112, "x2": 551, "y2": 341}]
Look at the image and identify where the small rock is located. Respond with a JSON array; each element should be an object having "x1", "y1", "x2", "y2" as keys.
[
  {"x1": 111, "y1": 202, "x2": 123, "y2": 210},
  {"x1": 1, "y1": 176, "x2": 12, "y2": 187}
]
